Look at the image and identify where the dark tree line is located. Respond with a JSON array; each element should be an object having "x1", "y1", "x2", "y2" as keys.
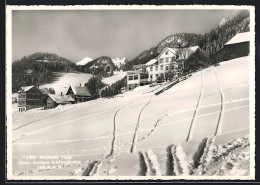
[
  {"x1": 12, "y1": 52, "x2": 79, "y2": 93},
  {"x1": 84, "y1": 75, "x2": 106, "y2": 99}
]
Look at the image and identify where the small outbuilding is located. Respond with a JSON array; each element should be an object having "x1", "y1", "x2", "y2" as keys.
[
  {"x1": 42, "y1": 94, "x2": 75, "y2": 109},
  {"x1": 213, "y1": 32, "x2": 250, "y2": 63}
]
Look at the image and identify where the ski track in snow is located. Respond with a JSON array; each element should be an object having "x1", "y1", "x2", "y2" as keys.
[
  {"x1": 213, "y1": 67, "x2": 225, "y2": 136},
  {"x1": 186, "y1": 71, "x2": 204, "y2": 141},
  {"x1": 13, "y1": 100, "x2": 249, "y2": 147},
  {"x1": 130, "y1": 95, "x2": 154, "y2": 153}
]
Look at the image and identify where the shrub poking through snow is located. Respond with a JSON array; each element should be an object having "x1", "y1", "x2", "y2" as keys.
[
  {"x1": 147, "y1": 150, "x2": 162, "y2": 176},
  {"x1": 137, "y1": 150, "x2": 161, "y2": 176},
  {"x1": 191, "y1": 137, "x2": 208, "y2": 171},
  {"x1": 82, "y1": 161, "x2": 100, "y2": 176},
  {"x1": 175, "y1": 145, "x2": 191, "y2": 175},
  {"x1": 138, "y1": 152, "x2": 148, "y2": 176},
  {"x1": 166, "y1": 144, "x2": 176, "y2": 176},
  {"x1": 171, "y1": 145, "x2": 183, "y2": 176}
]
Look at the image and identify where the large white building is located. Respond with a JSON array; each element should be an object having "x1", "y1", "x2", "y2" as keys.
[
  {"x1": 126, "y1": 46, "x2": 208, "y2": 91},
  {"x1": 145, "y1": 46, "x2": 207, "y2": 82}
]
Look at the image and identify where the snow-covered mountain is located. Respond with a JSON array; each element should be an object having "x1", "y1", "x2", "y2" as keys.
[
  {"x1": 76, "y1": 57, "x2": 93, "y2": 66},
  {"x1": 112, "y1": 57, "x2": 127, "y2": 68}
]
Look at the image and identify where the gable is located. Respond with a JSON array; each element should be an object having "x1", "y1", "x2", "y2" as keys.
[
  {"x1": 26, "y1": 86, "x2": 42, "y2": 94},
  {"x1": 156, "y1": 48, "x2": 177, "y2": 60},
  {"x1": 66, "y1": 86, "x2": 74, "y2": 95}
]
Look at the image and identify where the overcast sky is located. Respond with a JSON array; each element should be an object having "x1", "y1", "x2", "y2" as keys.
[{"x1": 12, "y1": 9, "x2": 235, "y2": 63}]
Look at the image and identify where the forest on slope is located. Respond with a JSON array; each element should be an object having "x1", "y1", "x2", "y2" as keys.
[
  {"x1": 122, "y1": 10, "x2": 250, "y2": 71},
  {"x1": 12, "y1": 52, "x2": 79, "y2": 92}
]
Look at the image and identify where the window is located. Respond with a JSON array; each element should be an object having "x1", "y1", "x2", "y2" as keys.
[
  {"x1": 150, "y1": 75, "x2": 153, "y2": 79},
  {"x1": 134, "y1": 75, "x2": 139, "y2": 80},
  {"x1": 156, "y1": 74, "x2": 158, "y2": 78},
  {"x1": 159, "y1": 58, "x2": 164, "y2": 63},
  {"x1": 165, "y1": 51, "x2": 169, "y2": 55},
  {"x1": 160, "y1": 65, "x2": 164, "y2": 70},
  {"x1": 166, "y1": 66, "x2": 169, "y2": 70},
  {"x1": 166, "y1": 57, "x2": 169, "y2": 63},
  {"x1": 155, "y1": 66, "x2": 158, "y2": 71},
  {"x1": 150, "y1": 66, "x2": 153, "y2": 71},
  {"x1": 128, "y1": 75, "x2": 133, "y2": 80}
]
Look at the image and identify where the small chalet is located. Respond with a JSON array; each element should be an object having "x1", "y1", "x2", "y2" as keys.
[
  {"x1": 17, "y1": 85, "x2": 47, "y2": 112},
  {"x1": 66, "y1": 85, "x2": 92, "y2": 103},
  {"x1": 213, "y1": 32, "x2": 250, "y2": 63},
  {"x1": 42, "y1": 94, "x2": 75, "y2": 109}
]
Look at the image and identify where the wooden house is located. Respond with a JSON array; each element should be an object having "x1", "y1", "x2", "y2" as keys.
[
  {"x1": 213, "y1": 32, "x2": 250, "y2": 63},
  {"x1": 42, "y1": 94, "x2": 75, "y2": 109},
  {"x1": 17, "y1": 86, "x2": 45, "y2": 112},
  {"x1": 65, "y1": 85, "x2": 92, "y2": 103}
]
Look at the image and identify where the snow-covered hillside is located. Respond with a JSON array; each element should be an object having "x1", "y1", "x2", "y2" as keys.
[
  {"x1": 102, "y1": 71, "x2": 127, "y2": 85},
  {"x1": 112, "y1": 57, "x2": 127, "y2": 68},
  {"x1": 11, "y1": 56, "x2": 252, "y2": 178},
  {"x1": 76, "y1": 57, "x2": 93, "y2": 66},
  {"x1": 40, "y1": 72, "x2": 93, "y2": 95}
]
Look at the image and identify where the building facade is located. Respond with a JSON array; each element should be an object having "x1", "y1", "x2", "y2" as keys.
[
  {"x1": 145, "y1": 48, "x2": 182, "y2": 82},
  {"x1": 126, "y1": 64, "x2": 149, "y2": 91},
  {"x1": 18, "y1": 86, "x2": 47, "y2": 112}
]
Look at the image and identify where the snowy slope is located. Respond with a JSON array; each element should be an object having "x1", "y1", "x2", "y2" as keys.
[
  {"x1": 102, "y1": 71, "x2": 127, "y2": 85},
  {"x1": 11, "y1": 56, "x2": 251, "y2": 178},
  {"x1": 40, "y1": 72, "x2": 93, "y2": 95},
  {"x1": 76, "y1": 57, "x2": 93, "y2": 66}
]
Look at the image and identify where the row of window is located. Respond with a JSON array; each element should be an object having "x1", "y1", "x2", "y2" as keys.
[
  {"x1": 128, "y1": 74, "x2": 139, "y2": 81},
  {"x1": 150, "y1": 65, "x2": 170, "y2": 71},
  {"x1": 19, "y1": 107, "x2": 26, "y2": 112},
  {"x1": 149, "y1": 73, "x2": 164, "y2": 79},
  {"x1": 159, "y1": 56, "x2": 176, "y2": 64}
]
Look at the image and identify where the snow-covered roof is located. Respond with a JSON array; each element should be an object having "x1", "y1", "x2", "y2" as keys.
[
  {"x1": 167, "y1": 48, "x2": 179, "y2": 54},
  {"x1": 188, "y1": 46, "x2": 200, "y2": 52},
  {"x1": 145, "y1": 46, "x2": 204, "y2": 66},
  {"x1": 225, "y1": 32, "x2": 250, "y2": 45},
  {"x1": 46, "y1": 94, "x2": 75, "y2": 103},
  {"x1": 39, "y1": 88, "x2": 50, "y2": 94},
  {"x1": 69, "y1": 86, "x2": 92, "y2": 97},
  {"x1": 145, "y1": 59, "x2": 158, "y2": 66},
  {"x1": 20, "y1": 85, "x2": 34, "y2": 92}
]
